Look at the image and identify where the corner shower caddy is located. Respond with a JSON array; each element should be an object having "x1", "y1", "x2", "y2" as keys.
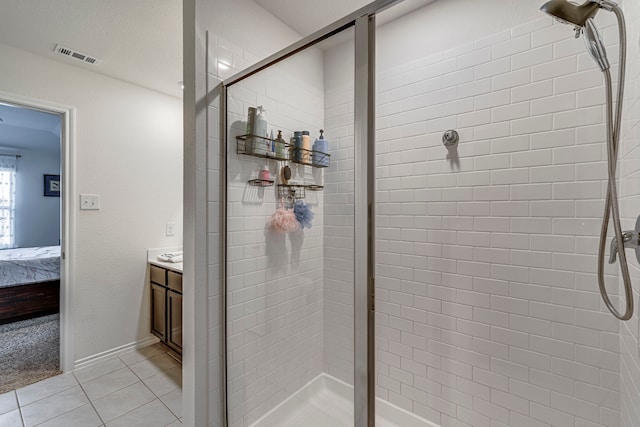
[
  {"x1": 247, "y1": 178, "x2": 274, "y2": 187},
  {"x1": 235, "y1": 134, "x2": 329, "y2": 192},
  {"x1": 236, "y1": 134, "x2": 330, "y2": 167},
  {"x1": 236, "y1": 134, "x2": 291, "y2": 162}
]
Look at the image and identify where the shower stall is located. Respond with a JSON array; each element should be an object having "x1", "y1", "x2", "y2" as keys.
[{"x1": 219, "y1": 0, "x2": 640, "y2": 425}]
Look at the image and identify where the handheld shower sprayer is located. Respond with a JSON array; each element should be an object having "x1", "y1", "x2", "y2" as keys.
[
  {"x1": 583, "y1": 18, "x2": 610, "y2": 71},
  {"x1": 540, "y1": 0, "x2": 632, "y2": 320}
]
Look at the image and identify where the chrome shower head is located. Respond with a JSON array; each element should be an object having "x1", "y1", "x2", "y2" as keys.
[
  {"x1": 540, "y1": 0, "x2": 600, "y2": 27},
  {"x1": 540, "y1": 0, "x2": 611, "y2": 71}
]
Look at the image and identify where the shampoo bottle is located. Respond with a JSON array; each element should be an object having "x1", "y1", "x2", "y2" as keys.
[
  {"x1": 259, "y1": 165, "x2": 270, "y2": 182},
  {"x1": 253, "y1": 106, "x2": 268, "y2": 156},
  {"x1": 275, "y1": 130, "x2": 287, "y2": 159},
  {"x1": 246, "y1": 107, "x2": 257, "y2": 153},
  {"x1": 313, "y1": 129, "x2": 329, "y2": 167},
  {"x1": 301, "y1": 131, "x2": 311, "y2": 164}
]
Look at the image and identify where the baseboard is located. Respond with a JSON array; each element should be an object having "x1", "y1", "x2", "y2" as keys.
[
  {"x1": 250, "y1": 373, "x2": 439, "y2": 427},
  {"x1": 73, "y1": 335, "x2": 160, "y2": 371}
]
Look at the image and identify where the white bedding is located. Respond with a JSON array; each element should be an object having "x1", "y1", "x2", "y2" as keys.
[{"x1": 0, "y1": 246, "x2": 60, "y2": 288}]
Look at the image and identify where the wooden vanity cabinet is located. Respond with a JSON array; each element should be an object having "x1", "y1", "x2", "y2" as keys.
[
  {"x1": 167, "y1": 291, "x2": 182, "y2": 351},
  {"x1": 150, "y1": 283, "x2": 167, "y2": 340},
  {"x1": 150, "y1": 264, "x2": 182, "y2": 354}
]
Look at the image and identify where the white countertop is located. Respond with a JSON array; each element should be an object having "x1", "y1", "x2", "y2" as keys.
[
  {"x1": 148, "y1": 246, "x2": 183, "y2": 273},
  {"x1": 148, "y1": 259, "x2": 183, "y2": 273}
]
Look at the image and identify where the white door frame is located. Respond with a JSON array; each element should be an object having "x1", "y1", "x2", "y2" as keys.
[{"x1": 0, "y1": 90, "x2": 76, "y2": 372}]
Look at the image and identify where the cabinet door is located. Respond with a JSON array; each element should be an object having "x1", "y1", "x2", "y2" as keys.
[
  {"x1": 150, "y1": 265, "x2": 167, "y2": 285},
  {"x1": 167, "y1": 290, "x2": 182, "y2": 353},
  {"x1": 167, "y1": 271, "x2": 182, "y2": 293},
  {"x1": 151, "y1": 283, "x2": 167, "y2": 340}
]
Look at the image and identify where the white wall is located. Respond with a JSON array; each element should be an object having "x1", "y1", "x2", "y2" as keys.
[
  {"x1": 0, "y1": 42, "x2": 183, "y2": 363},
  {"x1": 0, "y1": 145, "x2": 61, "y2": 248}
]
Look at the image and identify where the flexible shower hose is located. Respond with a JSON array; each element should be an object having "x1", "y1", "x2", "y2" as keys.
[{"x1": 597, "y1": 5, "x2": 632, "y2": 320}]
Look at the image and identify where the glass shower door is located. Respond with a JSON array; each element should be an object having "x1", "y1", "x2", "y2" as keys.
[{"x1": 224, "y1": 26, "x2": 357, "y2": 427}]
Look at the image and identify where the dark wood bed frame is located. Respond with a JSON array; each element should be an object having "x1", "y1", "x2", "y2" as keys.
[{"x1": 0, "y1": 280, "x2": 60, "y2": 324}]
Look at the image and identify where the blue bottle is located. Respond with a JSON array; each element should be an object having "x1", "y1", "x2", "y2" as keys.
[{"x1": 312, "y1": 129, "x2": 329, "y2": 167}]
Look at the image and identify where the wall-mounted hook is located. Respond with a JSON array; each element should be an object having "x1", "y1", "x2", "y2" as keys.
[{"x1": 442, "y1": 130, "x2": 459, "y2": 147}]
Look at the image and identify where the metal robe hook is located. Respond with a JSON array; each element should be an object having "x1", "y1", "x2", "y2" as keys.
[{"x1": 442, "y1": 130, "x2": 459, "y2": 147}]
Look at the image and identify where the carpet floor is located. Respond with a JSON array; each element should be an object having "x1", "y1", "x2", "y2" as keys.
[{"x1": 0, "y1": 314, "x2": 61, "y2": 394}]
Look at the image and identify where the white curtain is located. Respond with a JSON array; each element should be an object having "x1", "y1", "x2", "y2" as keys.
[{"x1": 0, "y1": 155, "x2": 17, "y2": 249}]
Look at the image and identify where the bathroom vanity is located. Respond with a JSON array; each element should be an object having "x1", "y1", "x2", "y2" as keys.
[{"x1": 148, "y1": 260, "x2": 183, "y2": 355}]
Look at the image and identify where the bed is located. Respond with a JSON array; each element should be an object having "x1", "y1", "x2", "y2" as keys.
[{"x1": 0, "y1": 246, "x2": 60, "y2": 324}]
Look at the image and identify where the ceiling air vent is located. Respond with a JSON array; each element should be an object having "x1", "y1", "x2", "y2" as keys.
[{"x1": 54, "y1": 44, "x2": 101, "y2": 65}]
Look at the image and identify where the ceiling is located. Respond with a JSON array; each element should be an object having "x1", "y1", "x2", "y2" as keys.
[
  {"x1": 0, "y1": 0, "x2": 433, "y2": 100},
  {"x1": 255, "y1": 0, "x2": 372, "y2": 36},
  {"x1": 255, "y1": 0, "x2": 436, "y2": 37},
  {"x1": 0, "y1": 103, "x2": 61, "y2": 152},
  {"x1": 0, "y1": 0, "x2": 183, "y2": 99}
]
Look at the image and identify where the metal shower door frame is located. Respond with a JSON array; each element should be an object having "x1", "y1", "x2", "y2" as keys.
[{"x1": 221, "y1": 1, "x2": 403, "y2": 425}]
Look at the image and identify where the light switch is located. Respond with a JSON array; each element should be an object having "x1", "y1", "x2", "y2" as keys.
[{"x1": 80, "y1": 194, "x2": 100, "y2": 210}]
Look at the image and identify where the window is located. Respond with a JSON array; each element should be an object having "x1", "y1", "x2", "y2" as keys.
[{"x1": 0, "y1": 155, "x2": 17, "y2": 249}]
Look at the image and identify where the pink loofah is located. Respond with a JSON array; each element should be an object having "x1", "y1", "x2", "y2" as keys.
[{"x1": 270, "y1": 207, "x2": 300, "y2": 233}]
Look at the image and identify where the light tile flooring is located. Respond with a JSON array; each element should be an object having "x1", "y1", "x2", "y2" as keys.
[{"x1": 0, "y1": 343, "x2": 182, "y2": 427}]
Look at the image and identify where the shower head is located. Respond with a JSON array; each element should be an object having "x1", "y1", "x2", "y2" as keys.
[
  {"x1": 540, "y1": 0, "x2": 600, "y2": 27},
  {"x1": 540, "y1": 0, "x2": 611, "y2": 71}
]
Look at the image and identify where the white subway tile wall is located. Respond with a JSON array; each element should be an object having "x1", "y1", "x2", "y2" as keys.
[
  {"x1": 618, "y1": 0, "x2": 640, "y2": 425},
  {"x1": 224, "y1": 50, "x2": 326, "y2": 427},
  {"x1": 370, "y1": 12, "x2": 636, "y2": 427}
]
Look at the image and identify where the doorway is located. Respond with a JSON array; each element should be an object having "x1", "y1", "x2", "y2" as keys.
[{"x1": 0, "y1": 92, "x2": 75, "y2": 387}]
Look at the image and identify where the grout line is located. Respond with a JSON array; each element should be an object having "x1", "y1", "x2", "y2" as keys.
[
  {"x1": 76, "y1": 352, "x2": 162, "y2": 426},
  {"x1": 0, "y1": 378, "x2": 66, "y2": 406},
  {"x1": 112, "y1": 374, "x2": 178, "y2": 425},
  {"x1": 157, "y1": 395, "x2": 181, "y2": 422},
  {"x1": 75, "y1": 381, "x2": 106, "y2": 427},
  {"x1": 117, "y1": 355, "x2": 182, "y2": 421},
  {"x1": 81, "y1": 364, "x2": 153, "y2": 426},
  {"x1": 15, "y1": 391, "x2": 26, "y2": 427},
  {"x1": 25, "y1": 386, "x2": 93, "y2": 427},
  {"x1": 15, "y1": 377, "x2": 78, "y2": 410}
]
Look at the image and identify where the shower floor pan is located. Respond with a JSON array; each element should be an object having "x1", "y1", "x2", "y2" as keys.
[{"x1": 250, "y1": 374, "x2": 438, "y2": 427}]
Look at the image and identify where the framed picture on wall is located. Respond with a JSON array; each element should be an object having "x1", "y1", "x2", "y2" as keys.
[{"x1": 44, "y1": 174, "x2": 60, "y2": 197}]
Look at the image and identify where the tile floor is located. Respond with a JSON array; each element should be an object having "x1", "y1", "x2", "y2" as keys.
[{"x1": 0, "y1": 343, "x2": 182, "y2": 427}]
